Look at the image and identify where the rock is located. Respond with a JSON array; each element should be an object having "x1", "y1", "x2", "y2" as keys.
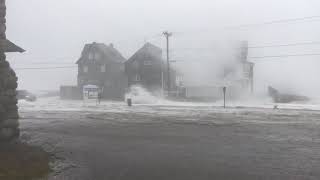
[
  {"x1": 5, "y1": 104, "x2": 18, "y2": 111},
  {"x1": 5, "y1": 78, "x2": 18, "y2": 89},
  {"x1": 0, "y1": 119, "x2": 19, "y2": 128},
  {"x1": 0, "y1": 60, "x2": 19, "y2": 140},
  {"x1": 0, "y1": 127, "x2": 19, "y2": 141},
  {"x1": 4, "y1": 89, "x2": 17, "y2": 96},
  {"x1": 6, "y1": 111, "x2": 19, "y2": 119},
  {"x1": 0, "y1": 60, "x2": 8, "y2": 68},
  {"x1": 0, "y1": 0, "x2": 20, "y2": 141},
  {"x1": 0, "y1": 95, "x2": 14, "y2": 104},
  {"x1": 268, "y1": 86, "x2": 310, "y2": 103}
]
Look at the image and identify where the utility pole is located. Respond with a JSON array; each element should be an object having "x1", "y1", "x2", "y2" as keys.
[{"x1": 163, "y1": 31, "x2": 172, "y2": 96}]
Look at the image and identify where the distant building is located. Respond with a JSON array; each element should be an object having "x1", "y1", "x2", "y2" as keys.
[
  {"x1": 180, "y1": 41, "x2": 255, "y2": 100},
  {"x1": 76, "y1": 42, "x2": 127, "y2": 100},
  {"x1": 237, "y1": 41, "x2": 254, "y2": 93},
  {"x1": 125, "y1": 43, "x2": 176, "y2": 94}
]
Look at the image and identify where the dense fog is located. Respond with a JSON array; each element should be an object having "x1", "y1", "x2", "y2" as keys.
[{"x1": 6, "y1": 0, "x2": 320, "y2": 99}]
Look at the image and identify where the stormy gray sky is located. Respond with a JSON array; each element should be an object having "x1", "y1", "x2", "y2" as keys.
[{"x1": 5, "y1": 0, "x2": 320, "y2": 97}]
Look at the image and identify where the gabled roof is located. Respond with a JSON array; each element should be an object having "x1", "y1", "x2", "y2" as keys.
[
  {"x1": 0, "y1": 39, "x2": 25, "y2": 53},
  {"x1": 126, "y1": 42, "x2": 162, "y2": 64},
  {"x1": 76, "y1": 42, "x2": 126, "y2": 64}
]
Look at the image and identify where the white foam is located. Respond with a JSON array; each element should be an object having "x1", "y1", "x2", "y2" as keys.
[{"x1": 18, "y1": 89, "x2": 320, "y2": 113}]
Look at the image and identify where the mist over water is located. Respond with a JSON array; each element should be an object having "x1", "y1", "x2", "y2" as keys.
[
  {"x1": 5, "y1": 0, "x2": 320, "y2": 105},
  {"x1": 122, "y1": 85, "x2": 320, "y2": 112},
  {"x1": 125, "y1": 86, "x2": 169, "y2": 104}
]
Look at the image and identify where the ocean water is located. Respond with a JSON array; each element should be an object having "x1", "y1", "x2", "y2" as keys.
[{"x1": 18, "y1": 93, "x2": 320, "y2": 113}]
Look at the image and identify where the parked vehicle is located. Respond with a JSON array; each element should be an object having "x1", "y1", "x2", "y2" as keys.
[{"x1": 17, "y1": 90, "x2": 37, "y2": 102}]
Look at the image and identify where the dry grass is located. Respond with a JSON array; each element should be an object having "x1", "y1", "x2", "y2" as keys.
[{"x1": 0, "y1": 141, "x2": 50, "y2": 180}]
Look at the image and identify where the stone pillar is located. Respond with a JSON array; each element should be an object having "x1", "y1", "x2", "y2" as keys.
[{"x1": 0, "y1": 0, "x2": 20, "y2": 141}]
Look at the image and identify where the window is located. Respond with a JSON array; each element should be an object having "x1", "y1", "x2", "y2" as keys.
[
  {"x1": 133, "y1": 61, "x2": 139, "y2": 69},
  {"x1": 135, "y1": 74, "x2": 141, "y2": 81},
  {"x1": 95, "y1": 53, "x2": 101, "y2": 60},
  {"x1": 144, "y1": 60, "x2": 152, "y2": 66},
  {"x1": 88, "y1": 51, "x2": 101, "y2": 60},
  {"x1": 119, "y1": 65, "x2": 125, "y2": 72},
  {"x1": 88, "y1": 52, "x2": 94, "y2": 60},
  {"x1": 243, "y1": 64, "x2": 251, "y2": 72},
  {"x1": 101, "y1": 65, "x2": 106, "y2": 72},
  {"x1": 176, "y1": 76, "x2": 183, "y2": 86},
  {"x1": 83, "y1": 66, "x2": 88, "y2": 73}
]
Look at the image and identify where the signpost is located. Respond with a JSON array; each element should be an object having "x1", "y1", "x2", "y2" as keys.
[
  {"x1": 83, "y1": 85, "x2": 100, "y2": 105},
  {"x1": 223, "y1": 86, "x2": 227, "y2": 108}
]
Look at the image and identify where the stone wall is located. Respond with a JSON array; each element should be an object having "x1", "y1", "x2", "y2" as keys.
[{"x1": 0, "y1": 0, "x2": 20, "y2": 141}]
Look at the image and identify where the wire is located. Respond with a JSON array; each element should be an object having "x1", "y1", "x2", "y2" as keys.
[
  {"x1": 170, "y1": 53, "x2": 320, "y2": 62},
  {"x1": 14, "y1": 62, "x2": 75, "y2": 65},
  {"x1": 10, "y1": 56, "x2": 78, "y2": 61},
  {"x1": 250, "y1": 53, "x2": 320, "y2": 59},
  {"x1": 14, "y1": 66, "x2": 77, "y2": 70},
  {"x1": 13, "y1": 53, "x2": 320, "y2": 68},
  {"x1": 168, "y1": 15, "x2": 320, "y2": 36},
  {"x1": 225, "y1": 15, "x2": 320, "y2": 29},
  {"x1": 248, "y1": 41, "x2": 320, "y2": 49},
  {"x1": 170, "y1": 41, "x2": 320, "y2": 52},
  {"x1": 144, "y1": 33, "x2": 163, "y2": 42}
]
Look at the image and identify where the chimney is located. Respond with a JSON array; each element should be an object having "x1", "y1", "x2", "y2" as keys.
[{"x1": 109, "y1": 43, "x2": 114, "y2": 48}]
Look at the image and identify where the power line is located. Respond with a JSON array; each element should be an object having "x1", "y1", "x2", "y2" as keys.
[
  {"x1": 170, "y1": 41, "x2": 320, "y2": 52},
  {"x1": 13, "y1": 53, "x2": 320, "y2": 69},
  {"x1": 249, "y1": 53, "x2": 320, "y2": 59},
  {"x1": 14, "y1": 66, "x2": 77, "y2": 70},
  {"x1": 14, "y1": 62, "x2": 75, "y2": 65},
  {"x1": 169, "y1": 15, "x2": 320, "y2": 36},
  {"x1": 144, "y1": 33, "x2": 163, "y2": 43},
  {"x1": 170, "y1": 53, "x2": 320, "y2": 62},
  {"x1": 10, "y1": 56, "x2": 78, "y2": 61},
  {"x1": 248, "y1": 41, "x2": 320, "y2": 48},
  {"x1": 226, "y1": 15, "x2": 320, "y2": 29}
]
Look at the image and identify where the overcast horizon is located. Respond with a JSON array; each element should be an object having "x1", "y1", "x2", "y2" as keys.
[{"x1": 5, "y1": 0, "x2": 320, "y2": 98}]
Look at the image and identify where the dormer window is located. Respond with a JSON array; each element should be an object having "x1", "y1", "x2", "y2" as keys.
[{"x1": 88, "y1": 52, "x2": 100, "y2": 60}]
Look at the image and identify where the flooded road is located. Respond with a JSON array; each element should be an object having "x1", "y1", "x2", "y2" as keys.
[{"x1": 19, "y1": 98, "x2": 320, "y2": 180}]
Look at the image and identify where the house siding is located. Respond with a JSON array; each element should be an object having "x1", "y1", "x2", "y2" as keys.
[
  {"x1": 77, "y1": 43, "x2": 128, "y2": 100},
  {"x1": 125, "y1": 43, "x2": 176, "y2": 93}
]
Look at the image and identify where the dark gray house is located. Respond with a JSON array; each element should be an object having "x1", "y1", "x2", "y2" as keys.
[
  {"x1": 125, "y1": 43, "x2": 176, "y2": 93},
  {"x1": 76, "y1": 42, "x2": 127, "y2": 100}
]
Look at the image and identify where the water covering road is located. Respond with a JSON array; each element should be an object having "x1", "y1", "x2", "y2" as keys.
[{"x1": 18, "y1": 98, "x2": 320, "y2": 180}]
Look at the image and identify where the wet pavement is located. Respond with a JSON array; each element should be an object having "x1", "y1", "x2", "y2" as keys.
[{"x1": 18, "y1": 100, "x2": 320, "y2": 180}]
